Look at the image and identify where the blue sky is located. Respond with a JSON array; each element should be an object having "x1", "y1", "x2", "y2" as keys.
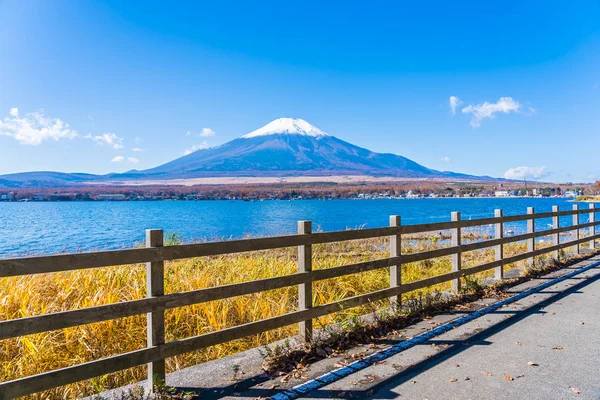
[{"x1": 0, "y1": 0, "x2": 599, "y2": 182}]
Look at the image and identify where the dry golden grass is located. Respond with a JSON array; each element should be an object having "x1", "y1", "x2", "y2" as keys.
[{"x1": 0, "y1": 231, "x2": 583, "y2": 399}]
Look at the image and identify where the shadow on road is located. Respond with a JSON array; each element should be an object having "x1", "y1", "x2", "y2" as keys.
[{"x1": 172, "y1": 263, "x2": 600, "y2": 399}]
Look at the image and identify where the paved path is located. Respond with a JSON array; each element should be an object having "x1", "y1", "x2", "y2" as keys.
[{"x1": 275, "y1": 256, "x2": 600, "y2": 400}]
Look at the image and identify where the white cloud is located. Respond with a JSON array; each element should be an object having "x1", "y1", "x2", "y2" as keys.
[
  {"x1": 132, "y1": 147, "x2": 145, "y2": 152},
  {"x1": 441, "y1": 156, "x2": 450, "y2": 162},
  {"x1": 187, "y1": 128, "x2": 216, "y2": 137},
  {"x1": 112, "y1": 156, "x2": 139, "y2": 164},
  {"x1": 184, "y1": 141, "x2": 210, "y2": 155},
  {"x1": 461, "y1": 97, "x2": 531, "y2": 127},
  {"x1": 200, "y1": 128, "x2": 216, "y2": 137},
  {"x1": 134, "y1": 136, "x2": 142, "y2": 144},
  {"x1": 449, "y1": 96, "x2": 462, "y2": 115},
  {"x1": 0, "y1": 107, "x2": 79, "y2": 145},
  {"x1": 86, "y1": 133, "x2": 124, "y2": 149},
  {"x1": 503, "y1": 166, "x2": 549, "y2": 180}
]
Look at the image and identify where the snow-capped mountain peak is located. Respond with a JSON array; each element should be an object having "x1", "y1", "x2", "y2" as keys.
[{"x1": 242, "y1": 118, "x2": 329, "y2": 138}]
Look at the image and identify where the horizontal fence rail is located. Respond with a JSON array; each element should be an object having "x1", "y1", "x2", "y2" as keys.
[{"x1": 0, "y1": 204, "x2": 598, "y2": 399}]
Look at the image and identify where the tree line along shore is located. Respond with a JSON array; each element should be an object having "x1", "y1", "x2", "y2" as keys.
[{"x1": 0, "y1": 180, "x2": 596, "y2": 202}]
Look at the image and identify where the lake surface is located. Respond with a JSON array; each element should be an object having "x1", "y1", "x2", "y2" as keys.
[{"x1": 0, "y1": 198, "x2": 593, "y2": 257}]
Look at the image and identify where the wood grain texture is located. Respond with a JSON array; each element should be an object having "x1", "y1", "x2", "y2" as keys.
[{"x1": 494, "y1": 209, "x2": 504, "y2": 280}]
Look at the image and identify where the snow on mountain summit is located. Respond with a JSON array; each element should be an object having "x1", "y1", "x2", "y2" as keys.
[{"x1": 242, "y1": 118, "x2": 329, "y2": 138}]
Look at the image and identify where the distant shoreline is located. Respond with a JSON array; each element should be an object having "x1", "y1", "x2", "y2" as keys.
[
  {"x1": 0, "y1": 178, "x2": 588, "y2": 202},
  {"x1": 0, "y1": 196, "x2": 583, "y2": 203}
]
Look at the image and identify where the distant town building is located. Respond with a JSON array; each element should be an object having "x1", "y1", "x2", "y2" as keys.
[
  {"x1": 97, "y1": 194, "x2": 126, "y2": 201},
  {"x1": 494, "y1": 190, "x2": 510, "y2": 197},
  {"x1": 564, "y1": 190, "x2": 578, "y2": 198}
]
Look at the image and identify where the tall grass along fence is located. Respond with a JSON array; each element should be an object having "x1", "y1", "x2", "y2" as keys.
[{"x1": 1, "y1": 204, "x2": 599, "y2": 399}]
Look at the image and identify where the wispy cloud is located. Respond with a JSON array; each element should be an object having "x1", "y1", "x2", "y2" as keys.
[
  {"x1": 200, "y1": 128, "x2": 215, "y2": 137},
  {"x1": 441, "y1": 156, "x2": 450, "y2": 162},
  {"x1": 503, "y1": 166, "x2": 549, "y2": 180},
  {"x1": 449, "y1": 96, "x2": 462, "y2": 115},
  {"x1": 86, "y1": 133, "x2": 124, "y2": 149},
  {"x1": 184, "y1": 141, "x2": 210, "y2": 155},
  {"x1": 461, "y1": 97, "x2": 533, "y2": 128},
  {"x1": 187, "y1": 128, "x2": 216, "y2": 137},
  {"x1": 0, "y1": 107, "x2": 78, "y2": 145},
  {"x1": 111, "y1": 156, "x2": 139, "y2": 164},
  {"x1": 132, "y1": 147, "x2": 145, "y2": 152}
]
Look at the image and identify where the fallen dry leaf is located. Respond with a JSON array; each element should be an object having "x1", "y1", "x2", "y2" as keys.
[
  {"x1": 552, "y1": 345, "x2": 564, "y2": 350},
  {"x1": 504, "y1": 374, "x2": 514, "y2": 381},
  {"x1": 527, "y1": 361, "x2": 539, "y2": 366},
  {"x1": 482, "y1": 371, "x2": 493, "y2": 376},
  {"x1": 571, "y1": 387, "x2": 581, "y2": 394},
  {"x1": 450, "y1": 378, "x2": 458, "y2": 382}
]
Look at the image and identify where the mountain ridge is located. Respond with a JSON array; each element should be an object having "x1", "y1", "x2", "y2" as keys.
[{"x1": 0, "y1": 118, "x2": 498, "y2": 187}]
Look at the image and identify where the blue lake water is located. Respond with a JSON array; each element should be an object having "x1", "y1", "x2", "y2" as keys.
[{"x1": 0, "y1": 198, "x2": 594, "y2": 257}]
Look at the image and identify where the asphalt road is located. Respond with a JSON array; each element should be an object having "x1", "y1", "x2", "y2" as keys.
[{"x1": 284, "y1": 256, "x2": 600, "y2": 400}]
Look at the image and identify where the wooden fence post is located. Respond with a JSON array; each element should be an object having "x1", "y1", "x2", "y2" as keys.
[
  {"x1": 451, "y1": 212, "x2": 461, "y2": 293},
  {"x1": 527, "y1": 207, "x2": 535, "y2": 267},
  {"x1": 573, "y1": 204, "x2": 580, "y2": 254},
  {"x1": 298, "y1": 220, "x2": 313, "y2": 342},
  {"x1": 389, "y1": 215, "x2": 401, "y2": 308},
  {"x1": 590, "y1": 204, "x2": 596, "y2": 250},
  {"x1": 146, "y1": 229, "x2": 165, "y2": 392},
  {"x1": 494, "y1": 209, "x2": 504, "y2": 280},
  {"x1": 552, "y1": 206, "x2": 560, "y2": 260}
]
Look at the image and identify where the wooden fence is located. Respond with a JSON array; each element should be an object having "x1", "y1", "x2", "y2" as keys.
[{"x1": 0, "y1": 204, "x2": 598, "y2": 399}]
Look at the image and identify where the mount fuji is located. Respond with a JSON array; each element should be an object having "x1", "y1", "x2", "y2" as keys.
[
  {"x1": 139, "y1": 118, "x2": 478, "y2": 179},
  {"x1": 0, "y1": 118, "x2": 490, "y2": 187}
]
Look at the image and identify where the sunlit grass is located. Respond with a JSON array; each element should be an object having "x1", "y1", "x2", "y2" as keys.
[{"x1": 0, "y1": 231, "x2": 588, "y2": 399}]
